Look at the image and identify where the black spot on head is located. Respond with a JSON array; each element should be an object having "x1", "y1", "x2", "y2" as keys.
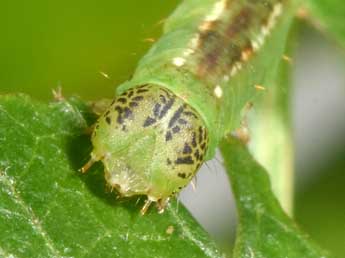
[
  {"x1": 159, "y1": 95, "x2": 167, "y2": 103},
  {"x1": 165, "y1": 131, "x2": 172, "y2": 141},
  {"x1": 114, "y1": 106, "x2": 123, "y2": 113},
  {"x1": 129, "y1": 101, "x2": 138, "y2": 108},
  {"x1": 105, "y1": 116, "x2": 111, "y2": 125},
  {"x1": 183, "y1": 143, "x2": 192, "y2": 154},
  {"x1": 168, "y1": 105, "x2": 184, "y2": 128},
  {"x1": 178, "y1": 118, "x2": 188, "y2": 125},
  {"x1": 196, "y1": 162, "x2": 202, "y2": 169},
  {"x1": 137, "y1": 88, "x2": 149, "y2": 93},
  {"x1": 153, "y1": 103, "x2": 161, "y2": 117},
  {"x1": 117, "y1": 97, "x2": 127, "y2": 104},
  {"x1": 191, "y1": 132, "x2": 197, "y2": 147},
  {"x1": 137, "y1": 84, "x2": 148, "y2": 89},
  {"x1": 178, "y1": 172, "x2": 186, "y2": 179},
  {"x1": 172, "y1": 126, "x2": 180, "y2": 134},
  {"x1": 133, "y1": 96, "x2": 144, "y2": 101},
  {"x1": 128, "y1": 91, "x2": 134, "y2": 98},
  {"x1": 123, "y1": 107, "x2": 133, "y2": 119},
  {"x1": 143, "y1": 117, "x2": 156, "y2": 127},
  {"x1": 183, "y1": 111, "x2": 198, "y2": 119},
  {"x1": 117, "y1": 116, "x2": 124, "y2": 124},
  {"x1": 160, "y1": 88, "x2": 172, "y2": 96},
  {"x1": 175, "y1": 156, "x2": 194, "y2": 165},
  {"x1": 194, "y1": 149, "x2": 200, "y2": 160},
  {"x1": 201, "y1": 143, "x2": 206, "y2": 150},
  {"x1": 198, "y1": 127, "x2": 204, "y2": 143},
  {"x1": 158, "y1": 97, "x2": 175, "y2": 119}
]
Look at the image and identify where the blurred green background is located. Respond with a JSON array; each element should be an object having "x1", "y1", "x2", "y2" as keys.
[
  {"x1": 0, "y1": 1, "x2": 179, "y2": 100},
  {"x1": 295, "y1": 154, "x2": 345, "y2": 257},
  {"x1": 1, "y1": 1, "x2": 344, "y2": 257}
]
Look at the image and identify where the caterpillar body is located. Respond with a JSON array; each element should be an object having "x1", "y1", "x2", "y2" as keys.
[{"x1": 81, "y1": 0, "x2": 288, "y2": 214}]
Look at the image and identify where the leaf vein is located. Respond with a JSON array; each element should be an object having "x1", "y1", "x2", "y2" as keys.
[{"x1": 0, "y1": 169, "x2": 63, "y2": 258}]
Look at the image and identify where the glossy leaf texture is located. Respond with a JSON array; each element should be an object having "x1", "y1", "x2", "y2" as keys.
[
  {"x1": 0, "y1": 95, "x2": 224, "y2": 258},
  {"x1": 302, "y1": 0, "x2": 345, "y2": 49}
]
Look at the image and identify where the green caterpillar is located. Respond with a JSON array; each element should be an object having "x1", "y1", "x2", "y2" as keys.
[{"x1": 82, "y1": 0, "x2": 288, "y2": 214}]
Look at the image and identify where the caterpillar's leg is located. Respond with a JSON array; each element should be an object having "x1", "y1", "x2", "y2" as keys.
[
  {"x1": 80, "y1": 156, "x2": 100, "y2": 173},
  {"x1": 156, "y1": 198, "x2": 170, "y2": 214},
  {"x1": 140, "y1": 199, "x2": 153, "y2": 216},
  {"x1": 84, "y1": 124, "x2": 95, "y2": 135}
]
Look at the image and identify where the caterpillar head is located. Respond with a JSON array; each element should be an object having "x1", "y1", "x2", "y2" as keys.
[{"x1": 86, "y1": 84, "x2": 208, "y2": 213}]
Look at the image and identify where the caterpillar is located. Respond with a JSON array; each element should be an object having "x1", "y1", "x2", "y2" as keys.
[{"x1": 81, "y1": 0, "x2": 289, "y2": 214}]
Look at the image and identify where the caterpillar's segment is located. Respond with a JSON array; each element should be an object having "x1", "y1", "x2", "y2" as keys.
[
  {"x1": 81, "y1": 0, "x2": 290, "y2": 214},
  {"x1": 118, "y1": 0, "x2": 287, "y2": 159},
  {"x1": 83, "y1": 84, "x2": 209, "y2": 214}
]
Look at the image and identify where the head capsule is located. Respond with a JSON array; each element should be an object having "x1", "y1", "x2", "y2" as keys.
[{"x1": 84, "y1": 84, "x2": 209, "y2": 213}]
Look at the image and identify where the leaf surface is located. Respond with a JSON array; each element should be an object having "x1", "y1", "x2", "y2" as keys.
[
  {"x1": 220, "y1": 138, "x2": 330, "y2": 258},
  {"x1": 0, "y1": 95, "x2": 224, "y2": 258}
]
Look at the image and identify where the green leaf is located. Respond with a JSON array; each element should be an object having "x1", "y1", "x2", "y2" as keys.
[
  {"x1": 245, "y1": 23, "x2": 297, "y2": 214},
  {"x1": 220, "y1": 138, "x2": 330, "y2": 258},
  {"x1": 302, "y1": 0, "x2": 345, "y2": 49},
  {"x1": 0, "y1": 95, "x2": 224, "y2": 258}
]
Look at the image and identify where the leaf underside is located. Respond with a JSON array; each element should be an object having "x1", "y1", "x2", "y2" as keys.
[{"x1": 0, "y1": 95, "x2": 223, "y2": 258}]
